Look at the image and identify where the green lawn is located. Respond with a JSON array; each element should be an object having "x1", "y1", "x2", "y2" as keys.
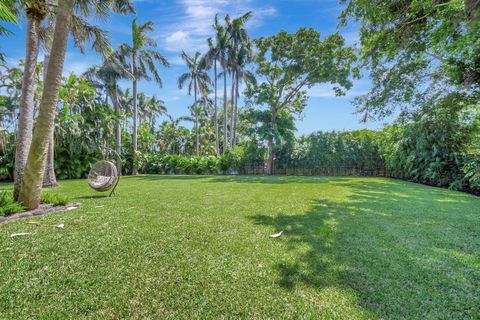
[{"x1": 1, "y1": 175, "x2": 479, "y2": 319}]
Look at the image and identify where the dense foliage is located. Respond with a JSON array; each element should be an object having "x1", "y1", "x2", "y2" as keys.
[{"x1": 380, "y1": 95, "x2": 480, "y2": 190}]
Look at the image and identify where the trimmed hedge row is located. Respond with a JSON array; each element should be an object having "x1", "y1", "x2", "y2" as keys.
[{"x1": 138, "y1": 149, "x2": 244, "y2": 174}]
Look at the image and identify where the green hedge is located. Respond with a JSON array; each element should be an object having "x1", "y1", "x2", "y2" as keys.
[{"x1": 138, "y1": 149, "x2": 245, "y2": 175}]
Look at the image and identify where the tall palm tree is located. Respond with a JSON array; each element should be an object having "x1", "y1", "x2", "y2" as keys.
[
  {"x1": 203, "y1": 19, "x2": 223, "y2": 155},
  {"x1": 120, "y1": 18, "x2": 169, "y2": 175},
  {"x1": 19, "y1": 0, "x2": 135, "y2": 209},
  {"x1": 15, "y1": 0, "x2": 130, "y2": 193},
  {"x1": 13, "y1": 0, "x2": 48, "y2": 200},
  {"x1": 19, "y1": 0, "x2": 75, "y2": 208},
  {"x1": 84, "y1": 49, "x2": 132, "y2": 174},
  {"x1": 225, "y1": 12, "x2": 252, "y2": 148},
  {"x1": 208, "y1": 15, "x2": 229, "y2": 154},
  {"x1": 178, "y1": 51, "x2": 211, "y2": 155}
]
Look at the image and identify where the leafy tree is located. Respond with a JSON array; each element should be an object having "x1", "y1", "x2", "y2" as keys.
[
  {"x1": 246, "y1": 28, "x2": 358, "y2": 174},
  {"x1": 340, "y1": 0, "x2": 480, "y2": 120}
]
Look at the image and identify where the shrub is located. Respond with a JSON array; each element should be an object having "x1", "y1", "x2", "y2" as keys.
[
  {"x1": 0, "y1": 191, "x2": 24, "y2": 216},
  {"x1": 463, "y1": 156, "x2": 480, "y2": 189},
  {"x1": 41, "y1": 192, "x2": 69, "y2": 206},
  {"x1": 218, "y1": 148, "x2": 244, "y2": 172}
]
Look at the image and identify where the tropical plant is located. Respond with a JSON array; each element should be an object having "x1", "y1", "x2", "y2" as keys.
[
  {"x1": 0, "y1": 0, "x2": 18, "y2": 61},
  {"x1": 225, "y1": 12, "x2": 253, "y2": 148},
  {"x1": 84, "y1": 49, "x2": 132, "y2": 173},
  {"x1": 120, "y1": 18, "x2": 169, "y2": 174},
  {"x1": 13, "y1": 0, "x2": 49, "y2": 200},
  {"x1": 178, "y1": 51, "x2": 211, "y2": 155}
]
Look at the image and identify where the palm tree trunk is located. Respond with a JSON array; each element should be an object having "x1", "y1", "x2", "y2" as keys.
[
  {"x1": 13, "y1": 15, "x2": 41, "y2": 201},
  {"x1": 232, "y1": 70, "x2": 239, "y2": 148},
  {"x1": 222, "y1": 68, "x2": 228, "y2": 154},
  {"x1": 19, "y1": 0, "x2": 75, "y2": 209},
  {"x1": 132, "y1": 56, "x2": 138, "y2": 175},
  {"x1": 229, "y1": 70, "x2": 236, "y2": 148},
  {"x1": 113, "y1": 89, "x2": 122, "y2": 175},
  {"x1": 42, "y1": 44, "x2": 58, "y2": 188},
  {"x1": 214, "y1": 60, "x2": 219, "y2": 155},
  {"x1": 194, "y1": 78, "x2": 199, "y2": 155}
]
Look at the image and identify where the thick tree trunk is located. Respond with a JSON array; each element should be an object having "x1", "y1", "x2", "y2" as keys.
[
  {"x1": 194, "y1": 79, "x2": 199, "y2": 155},
  {"x1": 42, "y1": 45, "x2": 58, "y2": 188},
  {"x1": 132, "y1": 69, "x2": 138, "y2": 175},
  {"x1": 214, "y1": 60, "x2": 219, "y2": 155},
  {"x1": 222, "y1": 69, "x2": 228, "y2": 153},
  {"x1": 232, "y1": 70, "x2": 239, "y2": 148},
  {"x1": 113, "y1": 89, "x2": 122, "y2": 175},
  {"x1": 266, "y1": 108, "x2": 277, "y2": 175},
  {"x1": 13, "y1": 16, "x2": 41, "y2": 201},
  {"x1": 19, "y1": 0, "x2": 74, "y2": 209},
  {"x1": 229, "y1": 70, "x2": 236, "y2": 148}
]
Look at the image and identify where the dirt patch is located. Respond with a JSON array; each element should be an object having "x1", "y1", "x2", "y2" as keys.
[{"x1": 0, "y1": 203, "x2": 80, "y2": 224}]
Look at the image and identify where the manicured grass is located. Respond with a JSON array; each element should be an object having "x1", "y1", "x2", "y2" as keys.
[{"x1": 0, "y1": 175, "x2": 479, "y2": 319}]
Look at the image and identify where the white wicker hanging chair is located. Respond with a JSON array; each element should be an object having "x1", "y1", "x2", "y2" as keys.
[{"x1": 88, "y1": 160, "x2": 119, "y2": 195}]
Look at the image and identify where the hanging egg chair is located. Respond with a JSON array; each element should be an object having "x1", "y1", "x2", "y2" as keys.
[{"x1": 88, "y1": 150, "x2": 120, "y2": 196}]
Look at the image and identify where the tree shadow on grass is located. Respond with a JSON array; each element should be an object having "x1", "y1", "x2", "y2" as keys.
[
  {"x1": 131, "y1": 174, "x2": 357, "y2": 185},
  {"x1": 250, "y1": 179, "x2": 480, "y2": 318}
]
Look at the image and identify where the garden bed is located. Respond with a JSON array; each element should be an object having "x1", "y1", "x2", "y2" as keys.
[{"x1": 0, "y1": 203, "x2": 80, "y2": 224}]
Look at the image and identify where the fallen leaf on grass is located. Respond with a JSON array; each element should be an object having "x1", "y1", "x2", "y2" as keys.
[
  {"x1": 270, "y1": 231, "x2": 284, "y2": 238},
  {"x1": 56, "y1": 224, "x2": 64, "y2": 229},
  {"x1": 10, "y1": 233, "x2": 32, "y2": 238}
]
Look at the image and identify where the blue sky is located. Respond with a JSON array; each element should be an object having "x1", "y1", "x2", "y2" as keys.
[{"x1": 2, "y1": 0, "x2": 391, "y2": 135}]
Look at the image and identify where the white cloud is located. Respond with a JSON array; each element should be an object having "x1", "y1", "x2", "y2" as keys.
[
  {"x1": 308, "y1": 80, "x2": 370, "y2": 98},
  {"x1": 157, "y1": 0, "x2": 277, "y2": 54},
  {"x1": 62, "y1": 52, "x2": 100, "y2": 76}
]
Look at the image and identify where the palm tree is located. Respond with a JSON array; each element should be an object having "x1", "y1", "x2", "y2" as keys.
[
  {"x1": 225, "y1": 12, "x2": 252, "y2": 148},
  {"x1": 158, "y1": 115, "x2": 192, "y2": 155},
  {"x1": 19, "y1": 0, "x2": 135, "y2": 209},
  {"x1": 0, "y1": 0, "x2": 18, "y2": 49},
  {"x1": 178, "y1": 51, "x2": 211, "y2": 155},
  {"x1": 211, "y1": 16, "x2": 230, "y2": 154},
  {"x1": 13, "y1": 0, "x2": 48, "y2": 200},
  {"x1": 18, "y1": 0, "x2": 75, "y2": 208},
  {"x1": 120, "y1": 19, "x2": 169, "y2": 175},
  {"x1": 14, "y1": 1, "x2": 130, "y2": 192},
  {"x1": 84, "y1": 49, "x2": 132, "y2": 174},
  {"x1": 203, "y1": 20, "x2": 223, "y2": 155}
]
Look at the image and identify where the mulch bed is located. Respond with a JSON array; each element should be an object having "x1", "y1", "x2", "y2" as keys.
[{"x1": 0, "y1": 203, "x2": 80, "y2": 224}]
